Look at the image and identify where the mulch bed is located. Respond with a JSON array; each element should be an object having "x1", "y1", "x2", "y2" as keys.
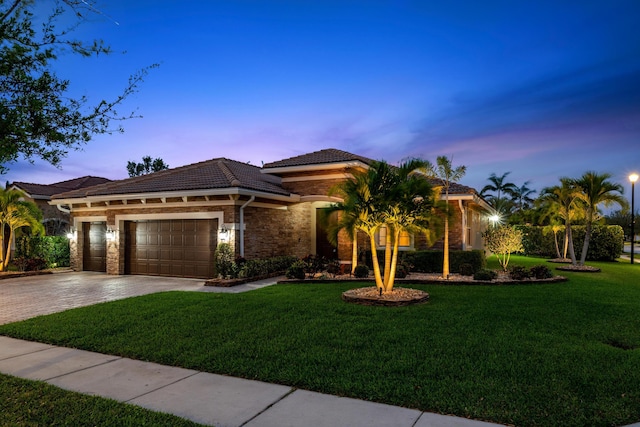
[
  {"x1": 204, "y1": 272, "x2": 284, "y2": 287},
  {"x1": 342, "y1": 286, "x2": 430, "y2": 306},
  {"x1": 555, "y1": 265, "x2": 601, "y2": 272}
]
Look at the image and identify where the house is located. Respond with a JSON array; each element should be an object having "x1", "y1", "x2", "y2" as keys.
[
  {"x1": 50, "y1": 149, "x2": 493, "y2": 278},
  {"x1": 10, "y1": 176, "x2": 111, "y2": 235}
]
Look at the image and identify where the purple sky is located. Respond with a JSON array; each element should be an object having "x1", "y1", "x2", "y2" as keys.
[{"x1": 6, "y1": 0, "x2": 640, "y2": 200}]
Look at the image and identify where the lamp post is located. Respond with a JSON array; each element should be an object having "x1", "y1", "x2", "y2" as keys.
[{"x1": 630, "y1": 174, "x2": 638, "y2": 264}]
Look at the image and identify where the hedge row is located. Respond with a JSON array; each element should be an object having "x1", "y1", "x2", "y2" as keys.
[
  {"x1": 517, "y1": 224, "x2": 624, "y2": 261},
  {"x1": 364, "y1": 249, "x2": 486, "y2": 274},
  {"x1": 15, "y1": 235, "x2": 70, "y2": 269}
]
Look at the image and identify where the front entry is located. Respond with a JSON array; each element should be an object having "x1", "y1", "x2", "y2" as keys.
[
  {"x1": 125, "y1": 219, "x2": 216, "y2": 279},
  {"x1": 83, "y1": 222, "x2": 107, "y2": 272},
  {"x1": 315, "y1": 209, "x2": 338, "y2": 259}
]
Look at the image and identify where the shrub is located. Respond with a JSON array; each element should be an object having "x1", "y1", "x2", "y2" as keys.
[
  {"x1": 301, "y1": 254, "x2": 328, "y2": 278},
  {"x1": 14, "y1": 257, "x2": 48, "y2": 271},
  {"x1": 237, "y1": 255, "x2": 297, "y2": 279},
  {"x1": 473, "y1": 269, "x2": 498, "y2": 281},
  {"x1": 530, "y1": 264, "x2": 553, "y2": 279},
  {"x1": 286, "y1": 260, "x2": 306, "y2": 280},
  {"x1": 458, "y1": 263, "x2": 474, "y2": 276},
  {"x1": 326, "y1": 259, "x2": 341, "y2": 277},
  {"x1": 508, "y1": 265, "x2": 530, "y2": 280},
  {"x1": 214, "y1": 243, "x2": 235, "y2": 279},
  {"x1": 519, "y1": 224, "x2": 624, "y2": 261},
  {"x1": 353, "y1": 265, "x2": 369, "y2": 278},
  {"x1": 483, "y1": 226, "x2": 524, "y2": 271},
  {"x1": 395, "y1": 261, "x2": 410, "y2": 279},
  {"x1": 400, "y1": 250, "x2": 485, "y2": 274},
  {"x1": 15, "y1": 235, "x2": 70, "y2": 268}
]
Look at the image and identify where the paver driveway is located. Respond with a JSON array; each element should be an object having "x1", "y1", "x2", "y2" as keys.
[{"x1": 0, "y1": 272, "x2": 204, "y2": 325}]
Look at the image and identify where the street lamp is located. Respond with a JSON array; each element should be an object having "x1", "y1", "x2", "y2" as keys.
[{"x1": 630, "y1": 173, "x2": 638, "y2": 264}]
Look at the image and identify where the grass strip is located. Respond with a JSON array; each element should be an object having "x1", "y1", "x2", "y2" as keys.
[{"x1": 0, "y1": 373, "x2": 204, "y2": 426}]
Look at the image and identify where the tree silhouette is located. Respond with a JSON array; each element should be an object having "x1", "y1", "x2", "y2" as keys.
[{"x1": 127, "y1": 156, "x2": 169, "y2": 177}]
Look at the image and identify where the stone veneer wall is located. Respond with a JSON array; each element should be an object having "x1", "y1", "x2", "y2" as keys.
[
  {"x1": 281, "y1": 177, "x2": 346, "y2": 197},
  {"x1": 69, "y1": 232, "x2": 80, "y2": 271},
  {"x1": 242, "y1": 203, "x2": 311, "y2": 259}
]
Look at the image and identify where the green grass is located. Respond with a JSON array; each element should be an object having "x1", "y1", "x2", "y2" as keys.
[
  {"x1": 0, "y1": 373, "x2": 204, "y2": 426},
  {"x1": 1, "y1": 255, "x2": 640, "y2": 426}
]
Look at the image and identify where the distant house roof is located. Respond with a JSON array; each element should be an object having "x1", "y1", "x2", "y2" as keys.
[
  {"x1": 262, "y1": 148, "x2": 375, "y2": 169},
  {"x1": 52, "y1": 158, "x2": 291, "y2": 200},
  {"x1": 12, "y1": 176, "x2": 112, "y2": 200}
]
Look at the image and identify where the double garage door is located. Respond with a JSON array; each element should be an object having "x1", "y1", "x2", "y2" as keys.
[{"x1": 124, "y1": 219, "x2": 217, "y2": 279}]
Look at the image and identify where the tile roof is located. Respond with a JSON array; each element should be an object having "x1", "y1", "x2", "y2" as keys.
[
  {"x1": 427, "y1": 178, "x2": 479, "y2": 195},
  {"x1": 52, "y1": 158, "x2": 290, "y2": 199},
  {"x1": 262, "y1": 148, "x2": 375, "y2": 169},
  {"x1": 12, "y1": 176, "x2": 111, "y2": 198}
]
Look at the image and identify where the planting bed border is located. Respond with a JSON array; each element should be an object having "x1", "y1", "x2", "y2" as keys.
[
  {"x1": 342, "y1": 287, "x2": 430, "y2": 306},
  {"x1": 278, "y1": 275, "x2": 569, "y2": 286}
]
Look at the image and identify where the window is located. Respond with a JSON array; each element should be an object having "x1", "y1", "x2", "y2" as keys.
[{"x1": 377, "y1": 226, "x2": 413, "y2": 249}]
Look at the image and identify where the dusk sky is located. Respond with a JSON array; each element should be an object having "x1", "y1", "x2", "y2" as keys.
[{"x1": 6, "y1": 0, "x2": 640, "y2": 200}]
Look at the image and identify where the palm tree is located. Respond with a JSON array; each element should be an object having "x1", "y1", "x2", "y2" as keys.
[
  {"x1": 326, "y1": 161, "x2": 390, "y2": 290},
  {"x1": 574, "y1": 172, "x2": 627, "y2": 265},
  {"x1": 538, "y1": 178, "x2": 582, "y2": 265},
  {"x1": 512, "y1": 181, "x2": 536, "y2": 211},
  {"x1": 0, "y1": 188, "x2": 44, "y2": 271},
  {"x1": 326, "y1": 170, "x2": 376, "y2": 274},
  {"x1": 421, "y1": 156, "x2": 466, "y2": 279},
  {"x1": 327, "y1": 159, "x2": 438, "y2": 293},
  {"x1": 481, "y1": 172, "x2": 517, "y2": 201},
  {"x1": 382, "y1": 158, "x2": 438, "y2": 289}
]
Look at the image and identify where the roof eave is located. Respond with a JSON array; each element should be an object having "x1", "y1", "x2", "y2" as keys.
[
  {"x1": 50, "y1": 187, "x2": 299, "y2": 206},
  {"x1": 443, "y1": 193, "x2": 496, "y2": 213},
  {"x1": 261, "y1": 160, "x2": 370, "y2": 174}
]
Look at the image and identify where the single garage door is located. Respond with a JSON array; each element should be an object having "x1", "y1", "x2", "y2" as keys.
[
  {"x1": 125, "y1": 219, "x2": 217, "y2": 278},
  {"x1": 83, "y1": 222, "x2": 107, "y2": 272}
]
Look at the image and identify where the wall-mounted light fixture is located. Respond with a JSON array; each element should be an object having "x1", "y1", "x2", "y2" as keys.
[
  {"x1": 218, "y1": 224, "x2": 229, "y2": 243},
  {"x1": 66, "y1": 227, "x2": 76, "y2": 240},
  {"x1": 106, "y1": 227, "x2": 118, "y2": 241},
  {"x1": 488, "y1": 214, "x2": 502, "y2": 227}
]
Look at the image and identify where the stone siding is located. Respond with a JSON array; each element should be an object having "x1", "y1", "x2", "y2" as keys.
[
  {"x1": 282, "y1": 178, "x2": 346, "y2": 197},
  {"x1": 243, "y1": 203, "x2": 311, "y2": 259}
]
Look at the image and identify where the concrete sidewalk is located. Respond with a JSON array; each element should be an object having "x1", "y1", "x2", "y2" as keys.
[{"x1": 0, "y1": 335, "x2": 503, "y2": 427}]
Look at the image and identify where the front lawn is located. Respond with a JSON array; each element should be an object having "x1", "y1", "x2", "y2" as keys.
[{"x1": 1, "y1": 256, "x2": 639, "y2": 426}]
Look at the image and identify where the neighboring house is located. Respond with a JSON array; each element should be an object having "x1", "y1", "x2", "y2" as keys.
[
  {"x1": 49, "y1": 149, "x2": 494, "y2": 278},
  {"x1": 10, "y1": 176, "x2": 111, "y2": 235}
]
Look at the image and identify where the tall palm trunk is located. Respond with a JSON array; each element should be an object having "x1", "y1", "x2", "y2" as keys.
[
  {"x1": 369, "y1": 233, "x2": 384, "y2": 291},
  {"x1": 442, "y1": 217, "x2": 450, "y2": 279},
  {"x1": 0, "y1": 227, "x2": 5, "y2": 272},
  {"x1": 386, "y1": 228, "x2": 402, "y2": 294},
  {"x1": 3, "y1": 228, "x2": 12, "y2": 269},
  {"x1": 383, "y1": 225, "x2": 393, "y2": 287},
  {"x1": 566, "y1": 223, "x2": 577, "y2": 265},
  {"x1": 579, "y1": 210, "x2": 593, "y2": 265},
  {"x1": 351, "y1": 235, "x2": 358, "y2": 274},
  {"x1": 553, "y1": 230, "x2": 561, "y2": 259}
]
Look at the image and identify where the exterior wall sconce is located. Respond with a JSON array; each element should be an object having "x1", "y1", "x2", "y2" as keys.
[
  {"x1": 218, "y1": 224, "x2": 229, "y2": 243},
  {"x1": 106, "y1": 228, "x2": 118, "y2": 241},
  {"x1": 488, "y1": 214, "x2": 502, "y2": 227},
  {"x1": 66, "y1": 227, "x2": 76, "y2": 240}
]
